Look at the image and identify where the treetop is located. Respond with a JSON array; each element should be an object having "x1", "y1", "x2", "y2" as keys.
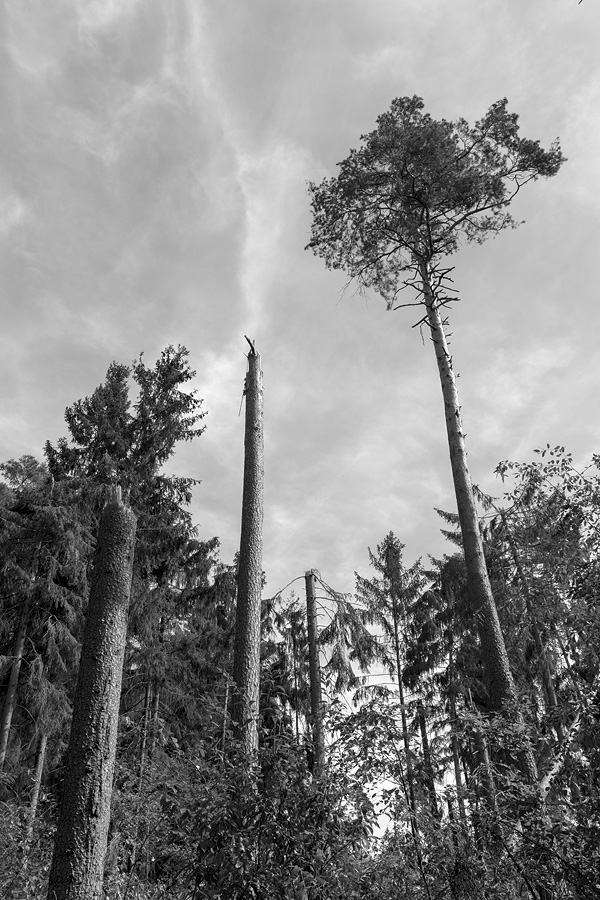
[{"x1": 307, "y1": 95, "x2": 565, "y2": 305}]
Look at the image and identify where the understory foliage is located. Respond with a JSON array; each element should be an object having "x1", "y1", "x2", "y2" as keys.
[{"x1": 1, "y1": 340, "x2": 600, "y2": 900}]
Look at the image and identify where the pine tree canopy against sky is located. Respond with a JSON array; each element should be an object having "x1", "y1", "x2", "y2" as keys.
[{"x1": 1, "y1": 0, "x2": 598, "y2": 597}]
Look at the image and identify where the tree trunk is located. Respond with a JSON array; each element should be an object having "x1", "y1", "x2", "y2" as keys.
[
  {"x1": 46, "y1": 487, "x2": 136, "y2": 900},
  {"x1": 420, "y1": 263, "x2": 537, "y2": 783},
  {"x1": 417, "y1": 701, "x2": 438, "y2": 817},
  {"x1": 0, "y1": 589, "x2": 32, "y2": 771},
  {"x1": 24, "y1": 731, "x2": 48, "y2": 848},
  {"x1": 390, "y1": 589, "x2": 418, "y2": 833},
  {"x1": 305, "y1": 569, "x2": 325, "y2": 774},
  {"x1": 501, "y1": 513, "x2": 565, "y2": 741},
  {"x1": 448, "y1": 690, "x2": 468, "y2": 830},
  {"x1": 232, "y1": 342, "x2": 264, "y2": 755},
  {"x1": 149, "y1": 680, "x2": 160, "y2": 758}
]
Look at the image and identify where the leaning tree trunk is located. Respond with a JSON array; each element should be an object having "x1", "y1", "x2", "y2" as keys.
[
  {"x1": 232, "y1": 341, "x2": 264, "y2": 755},
  {"x1": 420, "y1": 262, "x2": 538, "y2": 784},
  {"x1": 46, "y1": 487, "x2": 136, "y2": 900}
]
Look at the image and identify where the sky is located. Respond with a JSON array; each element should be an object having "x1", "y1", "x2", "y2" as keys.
[{"x1": 1, "y1": 0, "x2": 599, "y2": 602}]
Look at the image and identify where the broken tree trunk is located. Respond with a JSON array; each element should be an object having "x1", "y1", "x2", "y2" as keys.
[
  {"x1": 46, "y1": 487, "x2": 136, "y2": 900},
  {"x1": 232, "y1": 341, "x2": 264, "y2": 755}
]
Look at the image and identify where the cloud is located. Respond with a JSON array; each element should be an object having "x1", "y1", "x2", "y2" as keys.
[
  {"x1": 0, "y1": 191, "x2": 29, "y2": 237},
  {"x1": 75, "y1": 0, "x2": 144, "y2": 40}
]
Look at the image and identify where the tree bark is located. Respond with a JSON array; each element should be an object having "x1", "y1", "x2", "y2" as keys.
[
  {"x1": 305, "y1": 570, "x2": 325, "y2": 774},
  {"x1": 417, "y1": 701, "x2": 438, "y2": 817},
  {"x1": 448, "y1": 690, "x2": 468, "y2": 830},
  {"x1": 0, "y1": 587, "x2": 32, "y2": 771},
  {"x1": 24, "y1": 731, "x2": 48, "y2": 848},
  {"x1": 46, "y1": 487, "x2": 136, "y2": 900},
  {"x1": 390, "y1": 586, "x2": 419, "y2": 833},
  {"x1": 232, "y1": 343, "x2": 264, "y2": 755},
  {"x1": 420, "y1": 262, "x2": 537, "y2": 784}
]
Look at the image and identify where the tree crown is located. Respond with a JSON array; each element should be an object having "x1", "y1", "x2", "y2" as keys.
[{"x1": 307, "y1": 96, "x2": 565, "y2": 305}]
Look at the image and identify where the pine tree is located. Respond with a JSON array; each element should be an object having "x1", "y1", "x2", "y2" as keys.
[{"x1": 308, "y1": 97, "x2": 564, "y2": 779}]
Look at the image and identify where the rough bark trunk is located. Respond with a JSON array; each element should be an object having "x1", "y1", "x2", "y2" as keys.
[
  {"x1": 46, "y1": 487, "x2": 136, "y2": 900},
  {"x1": 232, "y1": 343, "x2": 264, "y2": 755},
  {"x1": 305, "y1": 570, "x2": 325, "y2": 774},
  {"x1": 420, "y1": 262, "x2": 538, "y2": 784},
  {"x1": 0, "y1": 589, "x2": 32, "y2": 771}
]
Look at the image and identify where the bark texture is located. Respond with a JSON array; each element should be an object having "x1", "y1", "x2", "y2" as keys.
[
  {"x1": 420, "y1": 262, "x2": 538, "y2": 784},
  {"x1": 305, "y1": 570, "x2": 325, "y2": 774},
  {"x1": 232, "y1": 345, "x2": 264, "y2": 755},
  {"x1": 47, "y1": 489, "x2": 136, "y2": 900}
]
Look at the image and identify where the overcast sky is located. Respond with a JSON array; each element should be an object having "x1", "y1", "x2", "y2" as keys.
[{"x1": 1, "y1": 0, "x2": 598, "y2": 599}]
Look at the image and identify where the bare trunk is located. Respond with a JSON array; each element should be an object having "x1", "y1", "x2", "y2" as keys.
[
  {"x1": 417, "y1": 701, "x2": 438, "y2": 817},
  {"x1": 390, "y1": 592, "x2": 418, "y2": 833},
  {"x1": 47, "y1": 488, "x2": 136, "y2": 900},
  {"x1": 305, "y1": 570, "x2": 325, "y2": 774},
  {"x1": 448, "y1": 690, "x2": 468, "y2": 830},
  {"x1": 221, "y1": 675, "x2": 230, "y2": 753},
  {"x1": 131, "y1": 680, "x2": 151, "y2": 875},
  {"x1": 149, "y1": 680, "x2": 160, "y2": 758},
  {"x1": 24, "y1": 731, "x2": 48, "y2": 848},
  {"x1": 0, "y1": 590, "x2": 32, "y2": 771},
  {"x1": 232, "y1": 343, "x2": 264, "y2": 755},
  {"x1": 501, "y1": 514, "x2": 564, "y2": 740},
  {"x1": 421, "y1": 263, "x2": 537, "y2": 783}
]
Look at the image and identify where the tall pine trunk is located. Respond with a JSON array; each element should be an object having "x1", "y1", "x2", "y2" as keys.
[
  {"x1": 420, "y1": 263, "x2": 538, "y2": 784},
  {"x1": 232, "y1": 342, "x2": 264, "y2": 755},
  {"x1": 46, "y1": 487, "x2": 136, "y2": 900}
]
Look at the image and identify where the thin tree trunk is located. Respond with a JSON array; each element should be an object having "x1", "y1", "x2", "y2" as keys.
[
  {"x1": 47, "y1": 487, "x2": 136, "y2": 900},
  {"x1": 232, "y1": 342, "x2": 264, "y2": 755},
  {"x1": 448, "y1": 690, "x2": 468, "y2": 830},
  {"x1": 221, "y1": 675, "x2": 230, "y2": 753},
  {"x1": 305, "y1": 569, "x2": 325, "y2": 774},
  {"x1": 24, "y1": 731, "x2": 48, "y2": 848},
  {"x1": 149, "y1": 680, "x2": 160, "y2": 758},
  {"x1": 390, "y1": 588, "x2": 419, "y2": 834},
  {"x1": 417, "y1": 701, "x2": 438, "y2": 817},
  {"x1": 420, "y1": 263, "x2": 537, "y2": 784},
  {"x1": 0, "y1": 589, "x2": 32, "y2": 771},
  {"x1": 131, "y1": 679, "x2": 151, "y2": 875},
  {"x1": 501, "y1": 513, "x2": 565, "y2": 740}
]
